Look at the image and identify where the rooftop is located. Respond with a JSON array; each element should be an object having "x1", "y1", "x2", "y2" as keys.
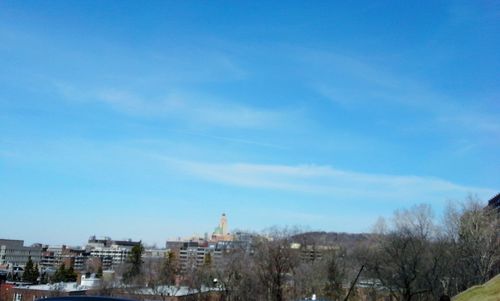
[{"x1": 16, "y1": 282, "x2": 93, "y2": 292}]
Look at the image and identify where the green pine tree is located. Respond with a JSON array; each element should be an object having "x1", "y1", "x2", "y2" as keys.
[
  {"x1": 123, "y1": 242, "x2": 144, "y2": 283},
  {"x1": 22, "y1": 257, "x2": 37, "y2": 282},
  {"x1": 53, "y1": 263, "x2": 67, "y2": 282},
  {"x1": 33, "y1": 264, "x2": 40, "y2": 283},
  {"x1": 40, "y1": 272, "x2": 48, "y2": 284},
  {"x1": 66, "y1": 266, "x2": 77, "y2": 282},
  {"x1": 161, "y1": 251, "x2": 179, "y2": 285}
]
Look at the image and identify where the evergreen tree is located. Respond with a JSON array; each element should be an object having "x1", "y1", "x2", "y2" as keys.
[
  {"x1": 22, "y1": 257, "x2": 37, "y2": 282},
  {"x1": 40, "y1": 272, "x2": 48, "y2": 284},
  {"x1": 123, "y1": 242, "x2": 144, "y2": 283},
  {"x1": 161, "y1": 251, "x2": 179, "y2": 285},
  {"x1": 53, "y1": 264, "x2": 67, "y2": 282},
  {"x1": 66, "y1": 266, "x2": 77, "y2": 282},
  {"x1": 33, "y1": 264, "x2": 40, "y2": 282}
]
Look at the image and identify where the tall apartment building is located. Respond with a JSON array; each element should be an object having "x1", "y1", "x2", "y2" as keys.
[{"x1": 0, "y1": 240, "x2": 42, "y2": 268}]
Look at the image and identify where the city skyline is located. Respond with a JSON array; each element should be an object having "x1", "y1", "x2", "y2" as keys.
[{"x1": 1, "y1": 1, "x2": 499, "y2": 246}]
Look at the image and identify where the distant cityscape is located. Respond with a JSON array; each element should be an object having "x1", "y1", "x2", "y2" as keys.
[
  {"x1": 0, "y1": 212, "x2": 339, "y2": 300},
  {"x1": 0, "y1": 213, "x2": 252, "y2": 300},
  {"x1": 1, "y1": 213, "x2": 243, "y2": 272}
]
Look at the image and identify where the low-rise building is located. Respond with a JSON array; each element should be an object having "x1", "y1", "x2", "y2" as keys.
[
  {"x1": 7, "y1": 283, "x2": 89, "y2": 301},
  {"x1": 2, "y1": 282, "x2": 219, "y2": 301}
]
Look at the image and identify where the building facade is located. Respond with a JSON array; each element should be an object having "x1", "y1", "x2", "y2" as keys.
[
  {"x1": 86, "y1": 237, "x2": 141, "y2": 270},
  {"x1": 0, "y1": 240, "x2": 42, "y2": 268}
]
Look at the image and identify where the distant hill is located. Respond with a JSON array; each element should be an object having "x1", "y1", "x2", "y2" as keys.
[{"x1": 453, "y1": 274, "x2": 500, "y2": 301}]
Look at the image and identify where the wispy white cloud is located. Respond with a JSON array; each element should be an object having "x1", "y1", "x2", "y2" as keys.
[
  {"x1": 160, "y1": 157, "x2": 496, "y2": 203},
  {"x1": 98, "y1": 89, "x2": 288, "y2": 128},
  {"x1": 296, "y1": 49, "x2": 500, "y2": 135},
  {"x1": 53, "y1": 82, "x2": 291, "y2": 129}
]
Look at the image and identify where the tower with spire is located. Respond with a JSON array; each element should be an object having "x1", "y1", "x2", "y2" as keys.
[{"x1": 212, "y1": 213, "x2": 232, "y2": 241}]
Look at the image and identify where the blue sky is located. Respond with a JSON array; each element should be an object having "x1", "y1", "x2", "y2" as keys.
[{"x1": 1, "y1": 1, "x2": 498, "y2": 246}]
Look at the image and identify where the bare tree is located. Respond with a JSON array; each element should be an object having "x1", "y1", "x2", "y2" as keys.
[
  {"x1": 181, "y1": 255, "x2": 215, "y2": 301},
  {"x1": 323, "y1": 249, "x2": 348, "y2": 300},
  {"x1": 443, "y1": 197, "x2": 500, "y2": 294},
  {"x1": 141, "y1": 252, "x2": 182, "y2": 301},
  {"x1": 85, "y1": 257, "x2": 102, "y2": 275},
  {"x1": 362, "y1": 204, "x2": 439, "y2": 301},
  {"x1": 292, "y1": 259, "x2": 327, "y2": 300},
  {"x1": 213, "y1": 248, "x2": 264, "y2": 301},
  {"x1": 253, "y1": 227, "x2": 301, "y2": 301}
]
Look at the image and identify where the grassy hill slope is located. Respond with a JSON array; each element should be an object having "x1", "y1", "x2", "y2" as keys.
[{"x1": 454, "y1": 274, "x2": 500, "y2": 301}]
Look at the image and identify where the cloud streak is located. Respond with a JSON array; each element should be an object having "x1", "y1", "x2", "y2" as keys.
[
  {"x1": 297, "y1": 49, "x2": 500, "y2": 135},
  {"x1": 161, "y1": 157, "x2": 495, "y2": 203},
  {"x1": 54, "y1": 82, "x2": 291, "y2": 129}
]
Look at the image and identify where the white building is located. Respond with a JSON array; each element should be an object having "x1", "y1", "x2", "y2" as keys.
[
  {"x1": 89, "y1": 245, "x2": 131, "y2": 268},
  {"x1": 87, "y1": 237, "x2": 141, "y2": 269},
  {"x1": 80, "y1": 273, "x2": 102, "y2": 288}
]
